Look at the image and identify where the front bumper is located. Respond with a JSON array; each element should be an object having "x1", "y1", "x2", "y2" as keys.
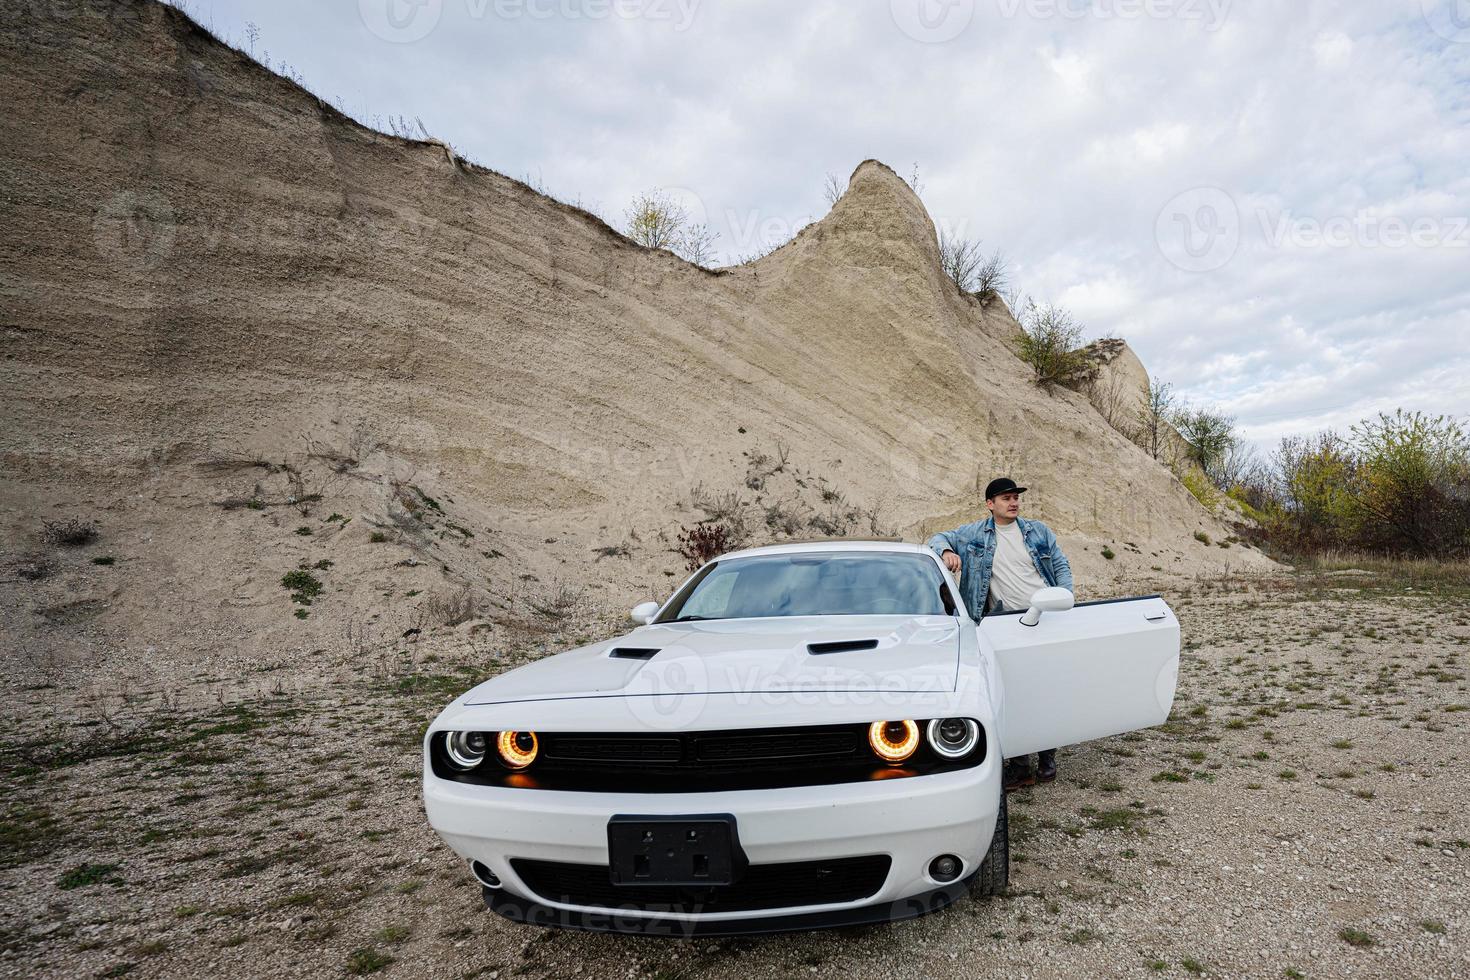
[
  {"x1": 424, "y1": 754, "x2": 999, "y2": 933},
  {"x1": 481, "y1": 873, "x2": 979, "y2": 937}
]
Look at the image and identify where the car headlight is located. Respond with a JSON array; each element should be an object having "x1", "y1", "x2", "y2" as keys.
[
  {"x1": 496, "y1": 730, "x2": 539, "y2": 770},
  {"x1": 445, "y1": 731, "x2": 489, "y2": 769},
  {"x1": 926, "y1": 718, "x2": 980, "y2": 759},
  {"x1": 868, "y1": 720, "x2": 919, "y2": 764}
]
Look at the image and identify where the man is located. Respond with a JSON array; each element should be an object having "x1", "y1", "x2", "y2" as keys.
[{"x1": 927, "y1": 477, "x2": 1074, "y2": 791}]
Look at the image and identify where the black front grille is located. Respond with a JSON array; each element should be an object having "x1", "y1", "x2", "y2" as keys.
[
  {"x1": 694, "y1": 730, "x2": 861, "y2": 763},
  {"x1": 542, "y1": 735, "x2": 683, "y2": 764},
  {"x1": 537, "y1": 727, "x2": 865, "y2": 771},
  {"x1": 511, "y1": 855, "x2": 891, "y2": 913}
]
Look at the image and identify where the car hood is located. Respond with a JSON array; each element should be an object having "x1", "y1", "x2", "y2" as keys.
[{"x1": 462, "y1": 615, "x2": 961, "y2": 706}]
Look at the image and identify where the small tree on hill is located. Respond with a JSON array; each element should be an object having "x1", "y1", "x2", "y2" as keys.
[
  {"x1": 623, "y1": 189, "x2": 719, "y2": 266},
  {"x1": 1175, "y1": 405, "x2": 1238, "y2": 486},
  {"x1": 1135, "y1": 377, "x2": 1176, "y2": 461},
  {"x1": 822, "y1": 172, "x2": 847, "y2": 208},
  {"x1": 1015, "y1": 301, "x2": 1089, "y2": 389}
]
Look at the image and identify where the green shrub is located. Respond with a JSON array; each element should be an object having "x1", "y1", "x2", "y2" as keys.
[
  {"x1": 1180, "y1": 468, "x2": 1220, "y2": 509},
  {"x1": 280, "y1": 570, "x2": 322, "y2": 605},
  {"x1": 370, "y1": 531, "x2": 388, "y2": 544},
  {"x1": 1193, "y1": 530, "x2": 1211, "y2": 546},
  {"x1": 58, "y1": 862, "x2": 121, "y2": 889},
  {"x1": 1014, "y1": 302, "x2": 1090, "y2": 388},
  {"x1": 1101, "y1": 547, "x2": 1115, "y2": 560}
]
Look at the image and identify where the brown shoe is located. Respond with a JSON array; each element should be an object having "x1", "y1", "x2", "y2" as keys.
[
  {"x1": 1036, "y1": 750, "x2": 1057, "y2": 783},
  {"x1": 1004, "y1": 759, "x2": 1036, "y2": 791}
]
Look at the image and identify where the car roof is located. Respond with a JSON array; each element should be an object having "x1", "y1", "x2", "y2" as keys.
[{"x1": 716, "y1": 539, "x2": 934, "y2": 562}]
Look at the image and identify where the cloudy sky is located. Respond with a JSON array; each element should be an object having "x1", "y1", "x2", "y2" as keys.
[{"x1": 172, "y1": 0, "x2": 1469, "y2": 449}]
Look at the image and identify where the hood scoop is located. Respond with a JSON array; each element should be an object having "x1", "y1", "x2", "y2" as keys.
[
  {"x1": 807, "y1": 639, "x2": 879, "y2": 655},
  {"x1": 607, "y1": 647, "x2": 661, "y2": 660}
]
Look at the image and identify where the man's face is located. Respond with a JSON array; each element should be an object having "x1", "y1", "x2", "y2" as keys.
[{"x1": 987, "y1": 492, "x2": 1022, "y2": 520}]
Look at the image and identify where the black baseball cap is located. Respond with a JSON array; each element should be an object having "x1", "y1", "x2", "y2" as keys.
[{"x1": 984, "y1": 477, "x2": 1027, "y2": 500}]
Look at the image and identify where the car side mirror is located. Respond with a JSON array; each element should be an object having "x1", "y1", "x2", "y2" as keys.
[
  {"x1": 1020, "y1": 587, "x2": 1074, "y2": 627},
  {"x1": 629, "y1": 601, "x2": 660, "y2": 625}
]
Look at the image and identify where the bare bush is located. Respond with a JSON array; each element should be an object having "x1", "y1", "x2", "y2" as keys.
[
  {"x1": 425, "y1": 586, "x2": 480, "y2": 626},
  {"x1": 973, "y1": 250, "x2": 1009, "y2": 303},
  {"x1": 1084, "y1": 359, "x2": 1139, "y2": 438},
  {"x1": 42, "y1": 519, "x2": 99, "y2": 547},
  {"x1": 678, "y1": 524, "x2": 731, "y2": 571},
  {"x1": 764, "y1": 500, "x2": 806, "y2": 537},
  {"x1": 938, "y1": 228, "x2": 985, "y2": 294},
  {"x1": 906, "y1": 162, "x2": 924, "y2": 196},
  {"x1": 527, "y1": 580, "x2": 585, "y2": 620},
  {"x1": 809, "y1": 506, "x2": 860, "y2": 537},
  {"x1": 823, "y1": 172, "x2": 847, "y2": 207},
  {"x1": 688, "y1": 484, "x2": 746, "y2": 526}
]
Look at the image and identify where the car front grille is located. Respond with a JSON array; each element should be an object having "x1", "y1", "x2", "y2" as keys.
[
  {"x1": 538, "y1": 728, "x2": 864, "y2": 770},
  {"x1": 510, "y1": 855, "x2": 892, "y2": 914}
]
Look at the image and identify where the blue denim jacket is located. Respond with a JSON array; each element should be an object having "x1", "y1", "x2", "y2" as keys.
[{"x1": 926, "y1": 516, "x2": 1074, "y2": 621}]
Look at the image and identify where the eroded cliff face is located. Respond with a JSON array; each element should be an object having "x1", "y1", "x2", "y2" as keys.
[{"x1": 0, "y1": 0, "x2": 1269, "y2": 669}]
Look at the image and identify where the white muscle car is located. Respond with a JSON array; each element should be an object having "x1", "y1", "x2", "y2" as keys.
[{"x1": 422, "y1": 540, "x2": 1179, "y2": 936}]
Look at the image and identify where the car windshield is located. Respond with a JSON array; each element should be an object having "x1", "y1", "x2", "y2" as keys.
[{"x1": 656, "y1": 551, "x2": 950, "y2": 622}]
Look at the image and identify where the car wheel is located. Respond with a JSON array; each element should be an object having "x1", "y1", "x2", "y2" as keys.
[{"x1": 972, "y1": 790, "x2": 1009, "y2": 897}]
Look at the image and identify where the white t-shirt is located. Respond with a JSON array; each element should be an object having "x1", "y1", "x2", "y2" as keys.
[{"x1": 988, "y1": 520, "x2": 1047, "y2": 612}]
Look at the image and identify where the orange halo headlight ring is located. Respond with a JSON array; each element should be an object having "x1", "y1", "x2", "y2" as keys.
[
  {"x1": 868, "y1": 720, "x2": 920, "y2": 764},
  {"x1": 496, "y1": 730, "x2": 539, "y2": 770}
]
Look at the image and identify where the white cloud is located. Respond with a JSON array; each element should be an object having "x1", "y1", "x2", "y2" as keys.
[{"x1": 1312, "y1": 31, "x2": 1355, "y2": 69}]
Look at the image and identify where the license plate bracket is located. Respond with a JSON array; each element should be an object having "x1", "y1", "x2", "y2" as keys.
[{"x1": 607, "y1": 814, "x2": 745, "y2": 886}]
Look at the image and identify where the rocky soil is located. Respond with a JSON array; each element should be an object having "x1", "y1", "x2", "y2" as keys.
[{"x1": 3, "y1": 564, "x2": 1466, "y2": 980}]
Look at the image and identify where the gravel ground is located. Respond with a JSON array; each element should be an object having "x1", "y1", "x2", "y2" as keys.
[{"x1": 2, "y1": 569, "x2": 1466, "y2": 980}]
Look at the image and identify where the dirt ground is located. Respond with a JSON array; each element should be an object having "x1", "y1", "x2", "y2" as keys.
[{"x1": 3, "y1": 566, "x2": 1466, "y2": 980}]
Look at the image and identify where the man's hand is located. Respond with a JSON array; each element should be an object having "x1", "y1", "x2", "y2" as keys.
[{"x1": 942, "y1": 550, "x2": 961, "y2": 575}]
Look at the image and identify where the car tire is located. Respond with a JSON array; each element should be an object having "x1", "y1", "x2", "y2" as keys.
[{"x1": 972, "y1": 791, "x2": 1009, "y2": 897}]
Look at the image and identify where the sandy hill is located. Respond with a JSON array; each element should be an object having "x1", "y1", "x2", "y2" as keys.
[{"x1": 0, "y1": 0, "x2": 1271, "y2": 677}]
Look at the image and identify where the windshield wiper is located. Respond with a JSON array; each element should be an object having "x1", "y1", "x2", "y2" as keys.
[{"x1": 671, "y1": 615, "x2": 719, "y2": 622}]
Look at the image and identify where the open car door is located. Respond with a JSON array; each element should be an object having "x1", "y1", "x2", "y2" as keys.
[{"x1": 979, "y1": 595, "x2": 1180, "y2": 758}]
